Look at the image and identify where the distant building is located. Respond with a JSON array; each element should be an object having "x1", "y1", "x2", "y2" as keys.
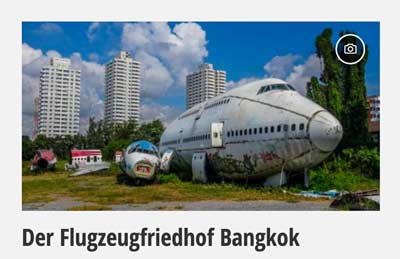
[
  {"x1": 186, "y1": 63, "x2": 226, "y2": 110},
  {"x1": 104, "y1": 51, "x2": 141, "y2": 124},
  {"x1": 70, "y1": 149, "x2": 102, "y2": 166},
  {"x1": 367, "y1": 95, "x2": 380, "y2": 142},
  {"x1": 38, "y1": 57, "x2": 81, "y2": 137},
  {"x1": 115, "y1": 151, "x2": 123, "y2": 162}
]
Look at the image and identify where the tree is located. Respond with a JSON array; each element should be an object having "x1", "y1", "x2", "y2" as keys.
[
  {"x1": 306, "y1": 28, "x2": 369, "y2": 148},
  {"x1": 33, "y1": 134, "x2": 51, "y2": 151},
  {"x1": 22, "y1": 136, "x2": 34, "y2": 160},
  {"x1": 86, "y1": 117, "x2": 104, "y2": 149},
  {"x1": 23, "y1": 119, "x2": 166, "y2": 162},
  {"x1": 137, "y1": 119, "x2": 165, "y2": 145},
  {"x1": 113, "y1": 119, "x2": 139, "y2": 140}
]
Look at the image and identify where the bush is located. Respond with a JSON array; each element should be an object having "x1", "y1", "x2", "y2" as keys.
[
  {"x1": 158, "y1": 173, "x2": 181, "y2": 184},
  {"x1": 309, "y1": 167, "x2": 378, "y2": 192},
  {"x1": 102, "y1": 139, "x2": 131, "y2": 161},
  {"x1": 307, "y1": 147, "x2": 380, "y2": 191},
  {"x1": 342, "y1": 147, "x2": 380, "y2": 178}
]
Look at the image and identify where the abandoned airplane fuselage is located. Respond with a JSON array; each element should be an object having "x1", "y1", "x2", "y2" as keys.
[
  {"x1": 159, "y1": 78, "x2": 343, "y2": 186},
  {"x1": 121, "y1": 140, "x2": 160, "y2": 182}
]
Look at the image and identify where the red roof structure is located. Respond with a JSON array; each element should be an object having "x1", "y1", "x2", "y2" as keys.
[{"x1": 71, "y1": 150, "x2": 102, "y2": 157}]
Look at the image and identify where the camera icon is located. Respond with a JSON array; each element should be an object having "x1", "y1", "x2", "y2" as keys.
[{"x1": 343, "y1": 43, "x2": 357, "y2": 55}]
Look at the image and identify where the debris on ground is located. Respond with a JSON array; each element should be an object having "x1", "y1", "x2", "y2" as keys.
[
  {"x1": 330, "y1": 189, "x2": 380, "y2": 210},
  {"x1": 69, "y1": 163, "x2": 110, "y2": 176},
  {"x1": 65, "y1": 149, "x2": 110, "y2": 176},
  {"x1": 30, "y1": 149, "x2": 57, "y2": 171},
  {"x1": 295, "y1": 189, "x2": 341, "y2": 199}
]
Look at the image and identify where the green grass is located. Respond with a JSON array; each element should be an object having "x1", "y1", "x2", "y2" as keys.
[
  {"x1": 22, "y1": 158, "x2": 379, "y2": 207},
  {"x1": 308, "y1": 168, "x2": 379, "y2": 192},
  {"x1": 22, "y1": 170, "x2": 325, "y2": 206}
]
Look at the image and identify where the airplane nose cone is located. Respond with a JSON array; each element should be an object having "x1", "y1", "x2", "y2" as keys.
[{"x1": 309, "y1": 111, "x2": 343, "y2": 152}]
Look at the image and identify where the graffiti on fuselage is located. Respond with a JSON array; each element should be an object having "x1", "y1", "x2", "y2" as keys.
[
  {"x1": 259, "y1": 151, "x2": 281, "y2": 163},
  {"x1": 208, "y1": 150, "x2": 283, "y2": 180}
]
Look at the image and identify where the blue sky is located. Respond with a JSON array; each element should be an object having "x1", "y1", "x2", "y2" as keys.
[{"x1": 22, "y1": 22, "x2": 380, "y2": 136}]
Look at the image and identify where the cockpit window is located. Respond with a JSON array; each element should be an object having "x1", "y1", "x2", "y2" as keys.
[
  {"x1": 128, "y1": 145, "x2": 158, "y2": 156},
  {"x1": 257, "y1": 84, "x2": 296, "y2": 94}
]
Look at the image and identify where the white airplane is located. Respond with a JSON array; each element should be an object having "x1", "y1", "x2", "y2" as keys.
[
  {"x1": 159, "y1": 78, "x2": 343, "y2": 187},
  {"x1": 120, "y1": 140, "x2": 160, "y2": 185}
]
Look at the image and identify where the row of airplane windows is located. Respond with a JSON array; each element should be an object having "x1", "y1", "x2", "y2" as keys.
[
  {"x1": 162, "y1": 123, "x2": 306, "y2": 146},
  {"x1": 180, "y1": 98, "x2": 230, "y2": 120},
  {"x1": 183, "y1": 134, "x2": 211, "y2": 143},
  {"x1": 205, "y1": 98, "x2": 230, "y2": 110},
  {"x1": 226, "y1": 123, "x2": 305, "y2": 138},
  {"x1": 178, "y1": 109, "x2": 201, "y2": 120}
]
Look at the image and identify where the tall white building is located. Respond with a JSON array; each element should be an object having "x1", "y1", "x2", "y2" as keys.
[
  {"x1": 186, "y1": 63, "x2": 226, "y2": 110},
  {"x1": 38, "y1": 57, "x2": 80, "y2": 137},
  {"x1": 104, "y1": 51, "x2": 141, "y2": 124}
]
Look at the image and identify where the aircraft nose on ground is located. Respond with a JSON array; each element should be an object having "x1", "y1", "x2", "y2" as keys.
[{"x1": 309, "y1": 111, "x2": 343, "y2": 152}]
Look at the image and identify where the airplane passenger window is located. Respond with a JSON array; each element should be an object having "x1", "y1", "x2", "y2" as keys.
[
  {"x1": 254, "y1": 128, "x2": 257, "y2": 134},
  {"x1": 277, "y1": 125, "x2": 281, "y2": 132},
  {"x1": 240, "y1": 130, "x2": 243, "y2": 136},
  {"x1": 249, "y1": 128, "x2": 252, "y2": 134},
  {"x1": 265, "y1": 127, "x2": 268, "y2": 133},
  {"x1": 259, "y1": 127, "x2": 262, "y2": 134},
  {"x1": 244, "y1": 129, "x2": 247, "y2": 135},
  {"x1": 271, "y1": 126, "x2": 275, "y2": 133},
  {"x1": 292, "y1": 124, "x2": 296, "y2": 131},
  {"x1": 284, "y1": 124, "x2": 288, "y2": 131},
  {"x1": 235, "y1": 130, "x2": 238, "y2": 136},
  {"x1": 227, "y1": 132, "x2": 230, "y2": 137},
  {"x1": 299, "y1": 123, "x2": 305, "y2": 130}
]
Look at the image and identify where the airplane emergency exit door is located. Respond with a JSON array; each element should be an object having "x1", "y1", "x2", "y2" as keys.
[{"x1": 211, "y1": 122, "x2": 224, "y2": 148}]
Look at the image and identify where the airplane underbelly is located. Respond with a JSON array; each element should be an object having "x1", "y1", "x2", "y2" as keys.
[
  {"x1": 208, "y1": 137, "x2": 312, "y2": 179},
  {"x1": 167, "y1": 136, "x2": 322, "y2": 181}
]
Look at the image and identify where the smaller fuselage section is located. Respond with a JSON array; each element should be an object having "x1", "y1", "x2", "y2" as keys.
[{"x1": 121, "y1": 141, "x2": 160, "y2": 180}]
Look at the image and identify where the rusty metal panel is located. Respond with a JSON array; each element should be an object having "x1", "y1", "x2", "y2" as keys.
[{"x1": 192, "y1": 152, "x2": 208, "y2": 183}]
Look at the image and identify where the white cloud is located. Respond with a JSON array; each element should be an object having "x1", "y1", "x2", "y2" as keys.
[
  {"x1": 70, "y1": 53, "x2": 105, "y2": 129},
  {"x1": 286, "y1": 54, "x2": 323, "y2": 94},
  {"x1": 87, "y1": 22, "x2": 100, "y2": 42},
  {"x1": 226, "y1": 77, "x2": 259, "y2": 90},
  {"x1": 264, "y1": 54, "x2": 301, "y2": 78},
  {"x1": 22, "y1": 43, "x2": 105, "y2": 137},
  {"x1": 34, "y1": 23, "x2": 63, "y2": 34},
  {"x1": 22, "y1": 43, "x2": 42, "y2": 65},
  {"x1": 227, "y1": 54, "x2": 322, "y2": 95},
  {"x1": 140, "y1": 103, "x2": 182, "y2": 125},
  {"x1": 136, "y1": 51, "x2": 173, "y2": 98},
  {"x1": 89, "y1": 53, "x2": 100, "y2": 62},
  {"x1": 121, "y1": 22, "x2": 208, "y2": 98}
]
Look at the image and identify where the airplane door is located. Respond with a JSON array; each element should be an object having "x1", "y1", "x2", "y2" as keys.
[{"x1": 211, "y1": 122, "x2": 224, "y2": 148}]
